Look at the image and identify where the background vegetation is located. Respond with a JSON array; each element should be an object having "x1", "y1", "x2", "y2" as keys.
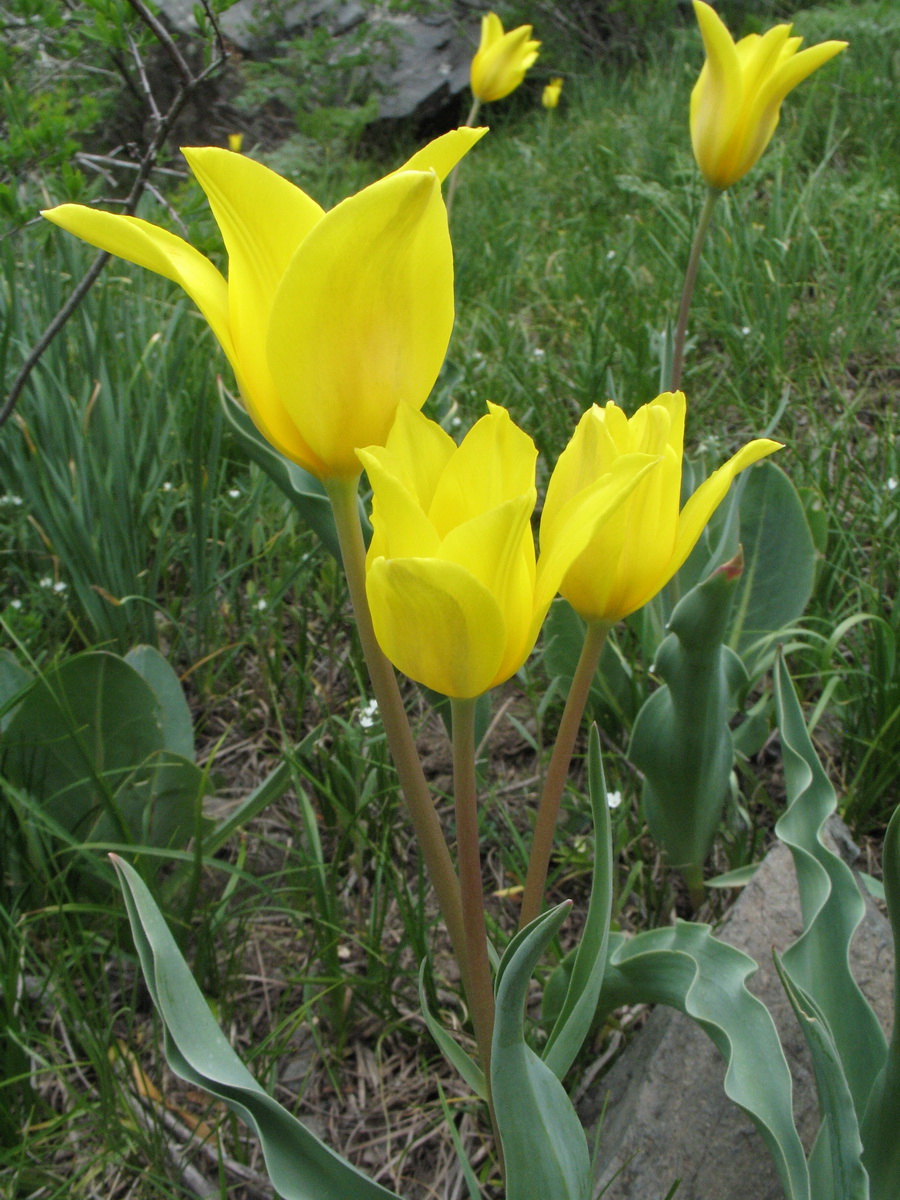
[{"x1": 1, "y1": 0, "x2": 898, "y2": 1195}]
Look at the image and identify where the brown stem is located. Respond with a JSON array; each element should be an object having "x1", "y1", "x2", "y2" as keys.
[
  {"x1": 519, "y1": 620, "x2": 610, "y2": 929},
  {"x1": 325, "y1": 478, "x2": 469, "y2": 990},
  {"x1": 670, "y1": 186, "x2": 721, "y2": 393}
]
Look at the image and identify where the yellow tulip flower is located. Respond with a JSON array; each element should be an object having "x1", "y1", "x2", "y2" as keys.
[
  {"x1": 541, "y1": 391, "x2": 782, "y2": 625},
  {"x1": 359, "y1": 405, "x2": 655, "y2": 698},
  {"x1": 471, "y1": 12, "x2": 540, "y2": 104},
  {"x1": 42, "y1": 129, "x2": 486, "y2": 481},
  {"x1": 227, "y1": 132, "x2": 243, "y2": 153},
  {"x1": 691, "y1": 0, "x2": 847, "y2": 191},
  {"x1": 542, "y1": 78, "x2": 563, "y2": 110}
]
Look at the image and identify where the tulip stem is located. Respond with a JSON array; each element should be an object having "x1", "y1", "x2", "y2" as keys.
[
  {"x1": 446, "y1": 97, "x2": 482, "y2": 218},
  {"x1": 671, "y1": 185, "x2": 721, "y2": 392},
  {"x1": 450, "y1": 695, "x2": 502, "y2": 1162},
  {"x1": 325, "y1": 477, "x2": 470, "y2": 994},
  {"x1": 519, "y1": 620, "x2": 611, "y2": 930}
]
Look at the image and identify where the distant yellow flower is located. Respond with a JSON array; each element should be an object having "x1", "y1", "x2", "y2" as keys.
[
  {"x1": 42, "y1": 129, "x2": 486, "y2": 481},
  {"x1": 471, "y1": 12, "x2": 540, "y2": 103},
  {"x1": 691, "y1": 0, "x2": 847, "y2": 191},
  {"x1": 359, "y1": 405, "x2": 653, "y2": 698},
  {"x1": 227, "y1": 133, "x2": 243, "y2": 153},
  {"x1": 542, "y1": 78, "x2": 563, "y2": 109},
  {"x1": 541, "y1": 392, "x2": 781, "y2": 625}
]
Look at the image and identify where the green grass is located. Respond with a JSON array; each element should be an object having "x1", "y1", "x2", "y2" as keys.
[{"x1": 1, "y1": 1, "x2": 899, "y2": 1193}]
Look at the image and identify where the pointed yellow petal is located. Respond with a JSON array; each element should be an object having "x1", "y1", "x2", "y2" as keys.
[
  {"x1": 373, "y1": 405, "x2": 457, "y2": 510},
  {"x1": 358, "y1": 453, "x2": 441, "y2": 564},
  {"x1": 396, "y1": 128, "x2": 489, "y2": 182},
  {"x1": 41, "y1": 204, "x2": 233, "y2": 358},
  {"x1": 428, "y1": 405, "x2": 537, "y2": 537},
  {"x1": 691, "y1": 0, "x2": 744, "y2": 187},
  {"x1": 367, "y1": 558, "x2": 506, "y2": 698},
  {"x1": 439, "y1": 492, "x2": 537, "y2": 682},
  {"x1": 268, "y1": 170, "x2": 453, "y2": 478},
  {"x1": 670, "y1": 438, "x2": 782, "y2": 576}
]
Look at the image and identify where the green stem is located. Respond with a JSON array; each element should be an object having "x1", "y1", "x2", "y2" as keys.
[
  {"x1": 450, "y1": 695, "x2": 502, "y2": 1161},
  {"x1": 325, "y1": 477, "x2": 469, "y2": 989},
  {"x1": 519, "y1": 620, "x2": 610, "y2": 930},
  {"x1": 446, "y1": 96, "x2": 481, "y2": 219},
  {"x1": 670, "y1": 185, "x2": 721, "y2": 393},
  {"x1": 684, "y1": 863, "x2": 706, "y2": 914}
]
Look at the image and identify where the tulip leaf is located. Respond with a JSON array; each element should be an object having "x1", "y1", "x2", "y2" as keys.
[
  {"x1": 596, "y1": 922, "x2": 810, "y2": 1200},
  {"x1": 727, "y1": 462, "x2": 816, "y2": 673},
  {"x1": 492, "y1": 903, "x2": 591, "y2": 1200},
  {"x1": 773, "y1": 655, "x2": 886, "y2": 1122},
  {"x1": 773, "y1": 955, "x2": 869, "y2": 1200},
  {"x1": 125, "y1": 644, "x2": 195, "y2": 760},
  {"x1": 417, "y1": 960, "x2": 487, "y2": 1100},
  {"x1": 629, "y1": 555, "x2": 746, "y2": 876},
  {"x1": 542, "y1": 725, "x2": 613, "y2": 1080},
  {"x1": 0, "y1": 648, "x2": 32, "y2": 731},
  {"x1": 859, "y1": 803, "x2": 900, "y2": 1200},
  {"x1": 112, "y1": 856, "x2": 403, "y2": 1200},
  {"x1": 219, "y1": 386, "x2": 370, "y2": 559},
  {"x1": 705, "y1": 862, "x2": 760, "y2": 889}
]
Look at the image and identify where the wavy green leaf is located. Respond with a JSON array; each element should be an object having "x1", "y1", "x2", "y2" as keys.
[
  {"x1": 542, "y1": 725, "x2": 613, "y2": 1080},
  {"x1": 492, "y1": 903, "x2": 592, "y2": 1200},
  {"x1": 774, "y1": 955, "x2": 869, "y2": 1200},
  {"x1": 859, "y1": 803, "x2": 900, "y2": 1200},
  {"x1": 773, "y1": 656, "x2": 886, "y2": 1121},
  {"x1": 597, "y1": 922, "x2": 809, "y2": 1200},
  {"x1": 112, "y1": 855, "x2": 403, "y2": 1200}
]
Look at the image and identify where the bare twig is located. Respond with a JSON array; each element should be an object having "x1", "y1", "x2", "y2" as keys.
[{"x1": 0, "y1": 2, "x2": 225, "y2": 429}]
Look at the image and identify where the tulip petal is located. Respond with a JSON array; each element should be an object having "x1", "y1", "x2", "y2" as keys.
[
  {"x1": 670, "y1": 438, "x2": 783, "y2": 576},
  {"x1": 357, "y1": 447, "x2": 442, "y2": 561},
  {"x1": 366, "y1": 405, "x2": 457, "y2": 512},
  {"x1": 268, "y1": 170, "x2": 453, "y2": 478},
  {"x1": 41, "y1": 204, "x2": 233, "y2": 360},
  {"x1": 428, "y1": 404, "x2": 537, "y2": 537},
  {"x1": 439, "y1": 493, "x2": 537, "y2": 682},
  {"x1": 366, "y1": 558, "x2": 506, "y2": 698},
  {"x1": 691, "y1": 0, "x2": 744, "y2": 186},
  {"x1": 396, "y1": 127, "x2": 489, "y2": 182}
]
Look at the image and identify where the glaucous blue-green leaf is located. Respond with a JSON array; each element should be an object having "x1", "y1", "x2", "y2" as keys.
[
  {"x1": 113, "y1": 856, "x2": 403, "y2": 1200},
  {"x1": 417, "y1": 960, "x2": 487, "y2": 1100},
  {"x1": 859, "y1": 803, "x2": 900, "y2": 1200},
  {"x1": 492, "y1": 903, "x2": 592, "y2": 1200},
  {"x1": 0, "y1": 648, "x2": 32, "y2": 731},
  {"x1": 773, "y1": 655, "x2": 886, "y2": 1121},
  {"x1": 774, "y1": 955, "x2": 869, "y2": 1200},
  {"x1": 1, "y1": 651, "x2": 165, "y2": 843},
  {"x1": 125, "y1": 644, "x2": 194, "y2": 759},
  {"x1": 727, "y1": 462, "x2": 816, "y2": 673},
  {"x1": 220, "y1": 387, "x2": 370, "y2": 558},
  {"x1": 596, "y1": 922, "x2": 809, "y2": 1200},
  {"x1": 542, "y1": 726, "x2": 613, "y2": 1080},
  {"x1": 543, "y1": 599, "x2": 639, "y2": 726},
  {"x1": 629, "y1": 554, "x2": 746, "y2": 876}
]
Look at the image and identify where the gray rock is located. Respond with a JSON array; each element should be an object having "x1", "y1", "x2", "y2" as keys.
[
  {"x1": 589, "y1": 818, "x2": 894, "y2": 1200},
  {"x1": 152, "y1": 0, "x2": 478, "y2": 121}
]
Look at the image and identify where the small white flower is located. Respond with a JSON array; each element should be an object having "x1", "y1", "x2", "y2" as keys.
[
  {"x1": 162, "y1": 481, "x2": 173, "y2": 492},
  {"x1": 9, "y1": 599, "x2": 22, "y2": 610},
  {"x1": 606, "y1": 250, "x2": 616, "y2": 260},
  {"x1": 451, "y1": 416, "x2": 462, "y2": 429},
  {"x1": 888, "y1": 477, "x2": 898, "y2": 492},
  {"x1": 52, "y1": 580, "x2": 68, "y2": 593},
  {"x1": 741, "y1": 325, "x2": 751, "y2": 336},
  {"x1": 0, "y1": 494, "x2": 23, "y2": 507},
  {"x1": 39, "y1": 577, "x2": 54, "y2": 589},
  {"x1": 532, "y1": 347, "x2": 545, "y2": 361},
  {"x1": 358, "y1": 698, "x2": 379, "y2": 729},
  {"x1": 607, "y1": 789, "x2": 623, "y2": 810},
  {"x1": 228, "y1": 488, "x2": 240, "y2": 499},
  {"x1": 255, "y1": 598, "x2": 268, "y2": 611}
]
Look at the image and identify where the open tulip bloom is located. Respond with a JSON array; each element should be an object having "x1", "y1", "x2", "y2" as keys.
[
  {"x1": 358, "y1": 404, "x2": 657, "y2": 700},
  {"x1": 471, "y1": 12, "x2": 540, "y2": 105},
  {"x1": 42, "y1": 128, "x2": 486, "y2": 481},
  {"x1": 544, "y1": 391, "x2": 781, "y2": 626},
  {"x1": 691, "y1": 0, "x2": 847, "y2": 192}
]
